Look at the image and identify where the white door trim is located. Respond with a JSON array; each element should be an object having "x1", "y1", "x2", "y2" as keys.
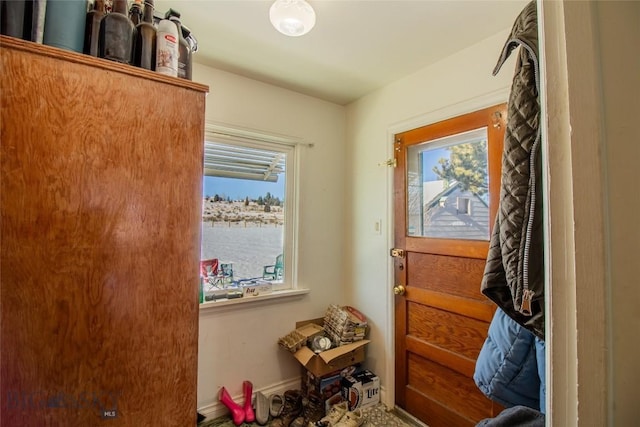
[{"x1": 539, "y1": 1, "x2": 609, "y2": 425}]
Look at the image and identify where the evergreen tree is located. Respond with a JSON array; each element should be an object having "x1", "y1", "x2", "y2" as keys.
[{"x1": 432, "y1": 141, "x2": 488, "y2": 195}]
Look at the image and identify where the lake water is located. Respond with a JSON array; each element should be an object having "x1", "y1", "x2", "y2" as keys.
[{"x1": 200, "y1": 223, "x2": 283, "y2": 280}]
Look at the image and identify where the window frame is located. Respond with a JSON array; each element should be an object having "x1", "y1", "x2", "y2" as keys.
[{"x1": 201, "y1": 123, "x2": 302, "y2": 297}]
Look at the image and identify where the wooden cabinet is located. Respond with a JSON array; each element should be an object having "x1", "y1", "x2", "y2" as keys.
[{"x1": 0, "y1": 36, "x2": 208, "y2": 426}]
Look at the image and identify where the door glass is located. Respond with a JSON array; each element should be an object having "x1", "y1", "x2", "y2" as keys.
[{"x1": 406, "y1": 128, "x2": 490, "y2": 240}]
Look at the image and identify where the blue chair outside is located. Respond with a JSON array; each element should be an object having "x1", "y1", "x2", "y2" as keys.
[{"x1": 262, "y1": 254, "x2": 283, "y2": 280}]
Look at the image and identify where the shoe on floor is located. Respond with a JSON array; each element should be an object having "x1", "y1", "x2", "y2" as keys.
[
  {"x1": 255, "y1": 391, "x2": 270, "y2": 425},
  {"x1": 303, "y1": 391, "x2": 325, "y2": 425},
  {"x1": 314, "y1": 401, "x2": 348, "y2": 426},
  {"x1": 270, "y1": 393, "x2": 285, "y2": 418},
  {"x1": 290, "y1": 391, "x2": 325, "y2": 427},
  {"x1": 270, "y1": 389, "x2": 303, "y2": 427},
  {"x1": 334, "y1": 409, "x2": 364, "y2": 427}
]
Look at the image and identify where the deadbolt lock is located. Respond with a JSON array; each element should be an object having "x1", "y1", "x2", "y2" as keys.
[{"x1": 390, "y1": 248, "x2": 405, "y2": 258}]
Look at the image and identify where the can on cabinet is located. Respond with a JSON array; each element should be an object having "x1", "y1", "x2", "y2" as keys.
[{"x1": 155, "y1": 16, "x2": 178, "y2": 77}]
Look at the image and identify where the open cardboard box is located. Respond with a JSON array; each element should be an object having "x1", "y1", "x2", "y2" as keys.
[{"x1": 293, "y1": 318, "x2": 369, "y2": 377}]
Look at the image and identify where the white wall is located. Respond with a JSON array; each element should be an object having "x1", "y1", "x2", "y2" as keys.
[
  {"x1": 192, "y1": 64, "x2": 348, "y2": 415},
  {"x1": 344, "y1": 30, "x2": 514, "y2": 405}
]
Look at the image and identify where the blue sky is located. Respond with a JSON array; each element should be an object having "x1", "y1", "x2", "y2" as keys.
[
  {"x1": 203, "y1": 176, "x2": 285, "y2": 200},
  {"x1": 422, "y1": 147, "x2": 449, "y2": 181}
]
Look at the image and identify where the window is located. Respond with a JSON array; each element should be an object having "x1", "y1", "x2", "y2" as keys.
[
  {"x1": 456, "y1": 197, "x2": 470, "y2": 215},
  {"x1": 200, "y1": 125, "x2": 298, "y2": 294},
  {"x1": 406, "y1": 127, "x2": 490, "y2": 240}
]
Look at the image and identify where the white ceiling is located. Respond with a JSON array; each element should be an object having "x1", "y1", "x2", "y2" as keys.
[{"x1": 154, "y1": 0, "x2": 528, "y2": 105}]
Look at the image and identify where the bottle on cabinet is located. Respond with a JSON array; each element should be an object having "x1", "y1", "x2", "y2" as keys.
[
  {"x1": 0, "y1": 0, "x2": 30, "y2": 39},
  {"x1": 155, "y1": 13, "x2": 178, "y2": 77},
  {"x1": 132, "y1": 0, "x2": 156, "y2": 70},
  {"x1": 84, "y1": 0, "x2": 105, "y2": 57},
  {"x1": 182, "y1": 24, "x2": 198, "y2": 56},
  {"x1": 165, "y1": 8, "x2": 191, "y2": 80},
  {"x1": 3, "y1": 1, "x2": 198, "y2": 81},
  {"x1": 98, "y1": 0, "x2": 135, "y2": 64},
  {"x1": 128, "y1": 0, "x2": 143, "y2": 27},
  {"x1": 43, "y1": 0, "x2": 87, "y2": 53}
]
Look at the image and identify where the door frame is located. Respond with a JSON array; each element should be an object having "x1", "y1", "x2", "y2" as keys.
[
  {"x1": 539, "y1": 1, "x2": 609, "y2": 425},
  {"x1": 383, "y1": 89, "x2": 511, "y2": 411}
]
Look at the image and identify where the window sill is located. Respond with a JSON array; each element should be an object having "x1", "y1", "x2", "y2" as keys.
[{"x1": 198, "y1": 288, "x2": 310, "y2": 313}]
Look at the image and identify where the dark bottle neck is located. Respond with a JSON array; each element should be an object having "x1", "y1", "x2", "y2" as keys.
[
  {"x1": 93, "y1": 0, "x2": 105, "y2": 13},
  {"x1": 112, "y1": 0, "x2": 128, "y2": 15},
  {"x1": 142, "y1": 0, "x2": 154, "y2": 23}
]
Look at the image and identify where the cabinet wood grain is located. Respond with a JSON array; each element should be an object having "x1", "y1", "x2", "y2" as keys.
[{"x1": 1, "y1": 36, "x2": 208, "y2": 426}]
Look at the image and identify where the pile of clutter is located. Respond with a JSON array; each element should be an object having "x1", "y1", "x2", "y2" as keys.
[
  {"x1": 278, "y1": 305, "x2": 368, "y2": 355},
  {"x1": 214, "y1": 381, "x2": 366, "y2": 427},
  {"x1": 211, "y1": 305, "x2": 379, "y2": 426},
  {"x1": 272, "y1": 305, "x2": 379, "y2": 426}
]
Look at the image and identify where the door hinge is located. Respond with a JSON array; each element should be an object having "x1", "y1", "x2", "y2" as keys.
[{"x1": 390, "y1": 248, "x2": 405, "y2": 258}]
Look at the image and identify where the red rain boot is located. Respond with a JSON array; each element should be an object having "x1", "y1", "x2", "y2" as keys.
[
  {"x1": 219, "y1": 386, "x2": 245, "y2": 426},
  {"x1": 243, "y1": 380, "x2": 256, "y2": 423}
]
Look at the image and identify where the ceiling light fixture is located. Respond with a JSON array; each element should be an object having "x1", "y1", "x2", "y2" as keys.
[{"x1": 269, "y1": 0, "x2": 316, "y2": 37}]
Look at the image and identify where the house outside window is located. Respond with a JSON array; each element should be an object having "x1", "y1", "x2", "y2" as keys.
[
  {"x1": 456, "y1": 197, "x2": 471, "y2": 215},
  {"x1": 407, "y1": 127, "x2": 490, "y2": 240},
  {"x1": 200, "y1": 125, "x2": 299, "y2": 294}
]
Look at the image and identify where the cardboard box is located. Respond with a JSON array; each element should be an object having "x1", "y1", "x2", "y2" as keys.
[
  {"x1": 293, "y1": 318, "x2": 369, "y2": 377},
  {"x1": 341, "y1": 369, "x2": 380, "y2": 410},
  {"x1": 301, "y1": 367, "x2": 358, "y2": 413}
]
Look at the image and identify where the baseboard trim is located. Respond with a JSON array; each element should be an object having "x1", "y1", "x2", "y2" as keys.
[{"x1": 197, "y1": 377, "x2": 301, "y2": 421}]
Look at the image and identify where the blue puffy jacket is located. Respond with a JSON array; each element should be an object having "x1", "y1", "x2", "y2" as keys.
[{"x1": 474, "y1": 308, "x2": 545, "y2": 413}]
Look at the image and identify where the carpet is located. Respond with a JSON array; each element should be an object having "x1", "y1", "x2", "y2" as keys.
[{"x1": 198, "y1": 403, "x2": 414, "y2": 427}]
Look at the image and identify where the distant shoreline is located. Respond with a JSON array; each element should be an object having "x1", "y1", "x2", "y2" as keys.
[
  {"x1": 203, "y1": 220, "x2": 283, "y2": 228},
  {"x1": 202, "y1": 200, "x2": 284, "y2": 226}
]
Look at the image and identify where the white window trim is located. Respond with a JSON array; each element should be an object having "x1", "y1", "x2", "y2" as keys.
[
  {"x1": 199, "y1": 122, "x2": 309, "y2": 309},
  {"x1": 199, "y1": 288, "x2": 310, "y2": 312}
]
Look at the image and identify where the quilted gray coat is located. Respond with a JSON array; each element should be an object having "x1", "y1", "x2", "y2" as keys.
[{"x1": 481, "y1": 1, "x2": 544, "y2": 340}]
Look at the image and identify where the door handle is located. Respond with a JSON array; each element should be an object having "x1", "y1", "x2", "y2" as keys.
[{"x1": 393, "y1": 285, "x2": 406, "y2": 296}]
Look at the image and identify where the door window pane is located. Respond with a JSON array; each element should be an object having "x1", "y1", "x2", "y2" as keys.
[{"x1": 407, "y1": 128, "x2": 490, "y2": 240}]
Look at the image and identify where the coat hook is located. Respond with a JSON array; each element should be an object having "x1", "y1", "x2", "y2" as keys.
[{"x1": 492, "y1": 111, "x2": 505, "y2": 128}]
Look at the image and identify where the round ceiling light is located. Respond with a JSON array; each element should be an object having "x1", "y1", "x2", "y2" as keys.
[{"x1": 269, "y1": 0, "x2": 316, "y2": 37}]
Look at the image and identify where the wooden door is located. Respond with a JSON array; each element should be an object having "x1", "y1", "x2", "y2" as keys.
[
  {"x1": 1, "y1": 37, "x2": 208, "y2": 426},
  {"x1": 393, "y1": 105, "x2": 506, "y2": 426}
]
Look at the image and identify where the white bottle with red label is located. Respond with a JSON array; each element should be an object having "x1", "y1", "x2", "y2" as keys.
[{"x1": 155, "y1": 17, "x2": 178, "y2": 77}]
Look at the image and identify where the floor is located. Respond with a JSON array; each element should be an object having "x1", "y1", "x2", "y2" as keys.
[
  {"x1": 198, "y1": 403, "x2": 425, "y2": 427},
  {"x1": 363, "y1": 404, "x2": 424, "y2": 426}
]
